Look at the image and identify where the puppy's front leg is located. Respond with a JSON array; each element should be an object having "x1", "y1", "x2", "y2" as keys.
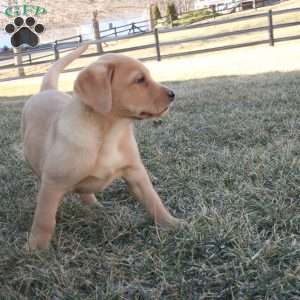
[
  {"x1": 28, "y1": 178, "x2": 65, "y2": 250},
  {"x1": 124, "y1": 164, "x2": 181, "y2": 227}
]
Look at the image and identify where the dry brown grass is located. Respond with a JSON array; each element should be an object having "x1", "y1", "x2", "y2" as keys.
[{"x1": 1, "y1": 69, "x2": 300, "y2": 299}]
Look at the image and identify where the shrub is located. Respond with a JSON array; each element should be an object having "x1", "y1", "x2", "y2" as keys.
[
  {"x1": 151, "y1": 4, "x2": 161, "y2": 20},
  {"x1": 172, "y1": 8, "x2": 218, "y2": 26},
  {"x1": 150, "y1": 4, "x2": 162, "y2": 28},
  {"x1": 166, "y1": 2, "x2": 178, "y2": 22}
]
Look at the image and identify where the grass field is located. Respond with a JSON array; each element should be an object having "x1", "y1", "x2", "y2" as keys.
[{"x1": 1, "y1": 69, "x2": 300, "y2": 298}]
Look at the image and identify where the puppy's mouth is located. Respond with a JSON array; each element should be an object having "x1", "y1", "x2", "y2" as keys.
[{"x1": 138, "y1": 107, "x2": 169, "y2": 119}]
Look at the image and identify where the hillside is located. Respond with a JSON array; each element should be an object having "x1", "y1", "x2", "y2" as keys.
[{"x1": 0, "y1": 0, "x2": 148, "y2": 29}]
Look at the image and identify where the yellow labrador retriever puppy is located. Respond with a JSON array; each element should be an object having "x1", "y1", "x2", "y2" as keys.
[{"x1": 22, "y1": 45, "x2": 182, "y2": 250}]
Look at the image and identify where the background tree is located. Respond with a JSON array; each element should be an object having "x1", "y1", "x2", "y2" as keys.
[
  {"x1": 180, "y1": 0, "x2": 194, "y2": 12},
  {"x1": 166, "y1": 2, "x2": 178, "y2": 26},
  {"x1": 153, "y1": 4, "x2": 162, "y2": 19},
  {"x1": 92, "y1": 10, "x2": 103, "y2": 53},
  {"x1": 149, "y1": 3, "x2": 161, "y2": 29},
  {"x1": 155, "y1": 0, "x2": 194, "y2": 15}
]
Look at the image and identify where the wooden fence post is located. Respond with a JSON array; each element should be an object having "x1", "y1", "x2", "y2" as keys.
[
  {"x1": 93, "y1": 10, "x2": 103, "y2": 53},
  {"x1": 13, "y1": 47, "x2": 25, "y2": 77},
  {"x1": 268, "y1": 10, "x2": 274, "y2": 46},
  {"x1": 54, "y1": 41, "x2": 59, "y2": 60},
  {"x1": 154, "y1": 28, "x2": 161, "y2": 61}
]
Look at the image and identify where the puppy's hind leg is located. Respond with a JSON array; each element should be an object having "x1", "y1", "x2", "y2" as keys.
[
  {"x1": 28, "y1": 179, "x2": 65, "y2": 250},
  {"x1": 79, "y1": 193, "x2": 103, "y2": 208}
]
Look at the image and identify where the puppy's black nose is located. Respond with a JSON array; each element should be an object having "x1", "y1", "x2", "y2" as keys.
[{"x1": 167, "y1": 89, "x2": 175, "y2": 101}]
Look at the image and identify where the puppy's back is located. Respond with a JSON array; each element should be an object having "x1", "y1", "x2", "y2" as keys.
[{"x1": 22, "y1": 90, "x2": 71, "y2": 175}]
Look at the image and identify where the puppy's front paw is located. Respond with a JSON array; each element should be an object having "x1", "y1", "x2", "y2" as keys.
[
  {"x1": 157, "y1": 216, "x2": 188, "y2": 229},
  {"x1": 25, "y1": 233, "x2": 50, "y2": 251},
  {"x1": 171, "y1": 217, "x2": 189, "y2": 229}
]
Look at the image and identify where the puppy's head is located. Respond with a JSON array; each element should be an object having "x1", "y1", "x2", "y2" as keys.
[{"x1": 74, "y1": 54, "x2": 175, "y2": 119}]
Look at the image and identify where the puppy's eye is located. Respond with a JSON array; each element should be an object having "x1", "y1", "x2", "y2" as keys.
[{"x1": 135, "y1": 76, "x2": 145, "y2": 84}]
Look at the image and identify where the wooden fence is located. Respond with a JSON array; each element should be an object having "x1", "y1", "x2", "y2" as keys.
[
  {"x1": 150, "y1": 7, "x2": 300, "y2": 61},
  {"x1": 100, "y1": 20, "x2": 149, "y2": 39},
  {"x1": 0, "y1": 6, "x2": 300, "y2": 79},
  {"x1": 0, "y1": 20, "x2": 151, "y2": 75}
]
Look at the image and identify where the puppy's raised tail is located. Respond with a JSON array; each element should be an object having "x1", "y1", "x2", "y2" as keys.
[{"x1": 40, "y1": 44, "x2": 89, "y2": 91}]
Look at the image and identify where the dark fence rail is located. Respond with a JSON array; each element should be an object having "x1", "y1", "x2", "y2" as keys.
[
  {"x1": 100, "y1": 20, "x2": 150, "y2": 39},
  {"x1": 0, "y1": 5, "x2": 300, "y2": 78}
]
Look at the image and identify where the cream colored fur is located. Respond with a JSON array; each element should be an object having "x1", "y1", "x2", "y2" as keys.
[{"x1": 22, "y1": 45, "x2": 181, "y2": 250}]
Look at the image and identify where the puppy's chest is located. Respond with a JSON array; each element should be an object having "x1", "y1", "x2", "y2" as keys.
[
  {"x1": 93, "y1": 146, "x2": 125, "y2": 178},
  {"x1": 75, "y1": 142, "x2": 128, "y2": 193}
]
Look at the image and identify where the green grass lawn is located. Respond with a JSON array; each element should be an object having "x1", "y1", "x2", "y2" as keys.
[{"x1": 1, "y1": 71, "x2": 300, "y2": 299}]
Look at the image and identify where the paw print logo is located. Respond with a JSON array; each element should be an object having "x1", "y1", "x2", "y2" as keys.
[{"x1": 4, "y1": 16, "x2": 45, "y2": 48}]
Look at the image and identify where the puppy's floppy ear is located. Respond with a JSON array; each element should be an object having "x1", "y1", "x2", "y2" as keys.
[{"x1": 74, "y1": 63, "x2": 113, "y2": 113}]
